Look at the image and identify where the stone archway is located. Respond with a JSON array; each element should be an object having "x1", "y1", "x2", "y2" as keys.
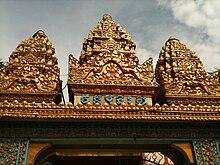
[
  {"x1": 32, "y1": 140, "x2": 192, "y2": 165},
  {"x1": 43, "y1": 155, "x2": 141, "y2": 165}
]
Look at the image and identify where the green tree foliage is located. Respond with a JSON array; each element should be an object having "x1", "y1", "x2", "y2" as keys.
[
  {"x1": 217, "y1": 69, "x2": 220, "y2": 82},
  {"x1": 0, "y1": 58, "x2": 4, "y2": 68}
]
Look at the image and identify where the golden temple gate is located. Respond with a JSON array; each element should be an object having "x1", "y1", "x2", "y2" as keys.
[{"x1": 0, "y1": 15, "x2": 219, "y2": 165}]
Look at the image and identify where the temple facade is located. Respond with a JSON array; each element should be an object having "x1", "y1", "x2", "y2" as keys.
[{"x1": 0, "y1": 15, "x2": 219, "y2": 165}]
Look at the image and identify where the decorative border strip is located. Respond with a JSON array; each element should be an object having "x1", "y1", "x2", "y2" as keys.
[{"x1": 0, "y1": 101, "x2": 220, "y2": 121}]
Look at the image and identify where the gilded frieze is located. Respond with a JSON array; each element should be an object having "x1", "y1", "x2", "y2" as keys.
[
  {"x1": 0, "y1": 122, "x2": 219, "y2": 139},
  {"x1": 0, "y1": 100, "x2": 219, "y2": 121}
]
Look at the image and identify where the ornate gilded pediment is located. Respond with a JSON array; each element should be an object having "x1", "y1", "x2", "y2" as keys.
[
  {"x1": 155, "y1": 37, "x2": 220, "y2": 105},
  {"x1": 69, "y1": 55, "x2": 154, "y2": 86},
  {"x1": 0, "y1": 30, "x2": 62, "y2": 103},
  {"x1": 68, "y1": 15, "x2": 156, "y2": 87},
  {"x1": 68, "y1": 15, "x2": 157, "y2": 105}
]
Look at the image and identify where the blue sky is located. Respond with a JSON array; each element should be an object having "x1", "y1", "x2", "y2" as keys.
[{"x1": 1, "y1": 0, "x2": 220, "y2": 101}]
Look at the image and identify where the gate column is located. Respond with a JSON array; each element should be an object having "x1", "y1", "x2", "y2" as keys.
[{"x1": 193, "y1": 139, "x2": 220, "y2": 165}]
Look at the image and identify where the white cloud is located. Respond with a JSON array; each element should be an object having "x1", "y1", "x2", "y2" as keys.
[
  {"x1": 158, "y1": 0, "x2": 220, "y2": 71},
  {"x1": 136, "y1": 41, "x2": 156, "y2": 66},
  {"x1": 172, "y1": 1, "x2": 205, "y2": 27},
  {"x1": 194, "y1": 42, "x2": 220, "y2": 70}
]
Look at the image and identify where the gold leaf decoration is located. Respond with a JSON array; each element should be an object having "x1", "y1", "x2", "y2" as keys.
[
  {"x1": 155, "y1": 37, "x2": 220, "y2": 105},
  {"x1": 0, "y1": 30, "x2": 62, "y2": 103},
  {"x1": 68, "y1": 15, "x2": 156, "y2": 87}
]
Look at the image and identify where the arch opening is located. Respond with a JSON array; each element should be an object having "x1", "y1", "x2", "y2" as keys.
[{"x1": 34, "y1": 142, "x2": 190, "y2": 165}]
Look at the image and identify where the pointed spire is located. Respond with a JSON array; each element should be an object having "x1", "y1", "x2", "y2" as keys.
[
  {"x1": 155, "y1": 37, "x2": 220, "y2": 105},
  {"x1": 0, "y1": 30, "x2": 62, "y2": 103},
  {"x1": 68, "y1": 15, "x2": 156, "y2": 99},
  {"x1": 79, "y1": 14, "x2": 138, "y2": 68},
  {"x1": 156, "y1": 37, "x2": 207, "y2": 86}
]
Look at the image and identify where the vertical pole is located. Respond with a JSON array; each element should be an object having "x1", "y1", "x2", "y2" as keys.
[
  {"x1": 199, "y1": 143, "x2": 206, "y2": 165},
  {"x1": 192, "y1": 141, "x2": 199, "y2": 165},
  {"x1": 24, "y1": 139, "x2": 30, "y2": 165},
  {"x1": 216, "y1": 140, "x2": 220, "y2": 161},
  {"x1": 16, "y1": 139, "x2": 21, "y2": 165}
]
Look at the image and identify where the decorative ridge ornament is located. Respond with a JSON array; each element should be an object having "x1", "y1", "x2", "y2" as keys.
[
  {"x1": 0, "y1": 100, "x2": 219, "y2": 121},
  {"x1": 68, "y1": 15, "x2": 157, "y2": 104},
  {"x1": 155, "y1": 37, "x2": 220, "y2": 105},
  {"x1": 0, "y1": 30, "x2": 62, "y2": 104}
]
